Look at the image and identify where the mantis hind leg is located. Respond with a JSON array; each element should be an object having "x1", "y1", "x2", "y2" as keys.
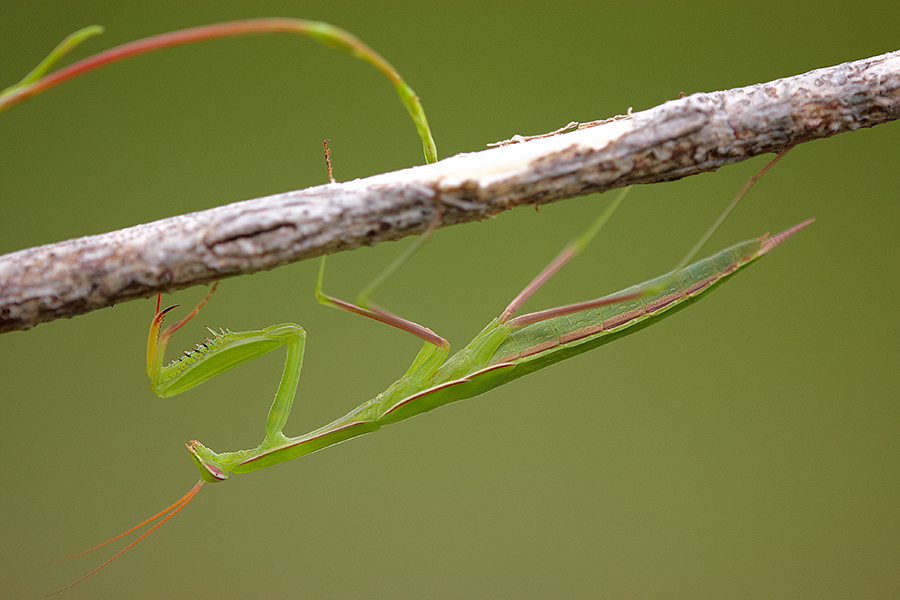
[{"x1": 502, "y1": 148, "x2": 794, "y2": 330}]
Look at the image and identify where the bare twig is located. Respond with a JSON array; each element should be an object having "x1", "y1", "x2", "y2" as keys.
[{"x1": 1, "y1": 50, "x2": 898, "y2": 333}]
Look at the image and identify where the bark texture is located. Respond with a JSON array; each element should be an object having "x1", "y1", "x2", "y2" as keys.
[{"x1": 2, "y1": 50, "x2": 898, "y2": 333}]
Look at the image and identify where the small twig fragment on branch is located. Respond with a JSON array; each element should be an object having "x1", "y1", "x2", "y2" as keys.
[{"x1": 1, "y1": 50, "x2": 898, "y2": 333}]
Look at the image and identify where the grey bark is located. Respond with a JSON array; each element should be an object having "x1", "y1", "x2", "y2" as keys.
[{"x1": 1, "y1": 50, "x2": 898, "y2": 334}]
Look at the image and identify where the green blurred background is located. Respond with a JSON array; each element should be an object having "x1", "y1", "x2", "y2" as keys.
[{"x1": 2, "y1": 1, "x2": 897, "y2": 598}]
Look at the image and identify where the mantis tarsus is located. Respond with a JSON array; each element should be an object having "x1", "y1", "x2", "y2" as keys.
[{"x1": 53, "y1": 161, "x2": 812, "y2": 595}]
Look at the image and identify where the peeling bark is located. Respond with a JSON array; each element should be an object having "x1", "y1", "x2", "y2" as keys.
[{"x1": 1, "y1": 50, "x2": 898, "y2": 333}]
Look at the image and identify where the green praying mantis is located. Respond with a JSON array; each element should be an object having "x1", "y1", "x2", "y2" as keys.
[
  {"x1": 11, "y1": 20, "x2": 814, "y2": 597},
  {"x1": 52, "y1": 149, "x2": 812, "y2": 594}
]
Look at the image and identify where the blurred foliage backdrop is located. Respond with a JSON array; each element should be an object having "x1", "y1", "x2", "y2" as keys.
[{"x1": 1, "y1": 1, "x2": 897, "y2": 598}]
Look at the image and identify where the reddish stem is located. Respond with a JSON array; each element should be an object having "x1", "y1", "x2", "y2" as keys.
[{"x1": 3, "y1": 19, "x2": 391, "y2": 111}]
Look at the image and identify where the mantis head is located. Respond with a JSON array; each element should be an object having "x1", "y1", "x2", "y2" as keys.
[{"x1": 187, "y1": 440, "x2": 229, "y2": 482}]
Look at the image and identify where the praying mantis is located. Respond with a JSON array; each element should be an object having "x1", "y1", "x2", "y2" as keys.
[
  {"x1": 8, "y1": 23, "x2": 814, "y2": 595},
  {"x1": 52, "y1": 150, "x2": 812, "y2": 594}
]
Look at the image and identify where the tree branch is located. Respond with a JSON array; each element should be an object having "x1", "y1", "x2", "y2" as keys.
[{"x1": 2, "y1": 50, "x2": 898, "y2": 334}]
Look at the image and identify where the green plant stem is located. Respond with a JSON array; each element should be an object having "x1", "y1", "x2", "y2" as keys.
[{"x1": 0, "y1": 18, "x2": 437, "y2": 163}]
